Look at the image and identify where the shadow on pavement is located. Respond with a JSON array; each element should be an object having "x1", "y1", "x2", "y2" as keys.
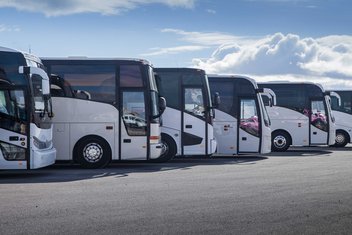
[
  {"x1": 268, "y1": 146, "x2": 333, "y2": 157},
  {"x1": 0, "y1": 155, "x2": 266, "y2": 184}
]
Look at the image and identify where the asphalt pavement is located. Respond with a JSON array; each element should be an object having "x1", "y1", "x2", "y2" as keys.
[{"x1": 1, "y1": 146, "x2": 352, "y2": 234}]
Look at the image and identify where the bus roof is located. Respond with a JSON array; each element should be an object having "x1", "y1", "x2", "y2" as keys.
[
  {"x1": 0, "y1": 46, "x2": 19, "y2": 53},
  {"x1": 0, "y1": 46, "x2": 42, "y2": 64},
  {"x1": 154, "y1": 67, "x2": 206, "y2": 74},
  {"x1": 207, "y1": 74, "x2": 258, "y2": 89},
  {"x1": 259, "y1": 81, "x2": 326, "y2": 92},
  {"x1": 41, "y1": 57, "x2": 152, "y2": 66}
]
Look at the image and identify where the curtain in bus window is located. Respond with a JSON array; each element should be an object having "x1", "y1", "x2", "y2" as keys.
[
  {"x1": 240, "y1": 99, "x2": 259, "y2": 137},
  {"x1": 122, "y1": 91, "x2": 147, "y2": 136},
  {"x1": 184, "y1": 88, "x2": 205, "y2": 117},
  {"x1": 311, "y1": 100, "x2": 328, "y2": 131}
]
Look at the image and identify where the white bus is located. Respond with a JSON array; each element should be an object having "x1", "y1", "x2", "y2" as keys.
[
  {"x1": 0, "y1": 47, "x2": 56, "y2": 170},
  {"x1": 42, "y1": 58, "x2": 166, "y2": 168},
  {"x1": 329, "y1": 90, "x2": 352, "y2": 147},
  {"x1": 208, "y1": 75, "x2": 271, "y2": 155},
  {"x1": 258, "y1": 82, "x2": 336, "y2": 151},
  {"x1": 154, "y1": 68, "x2": 218, "y2": 160}
]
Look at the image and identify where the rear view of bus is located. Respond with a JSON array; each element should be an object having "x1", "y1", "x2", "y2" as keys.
[
  {"x1": 154, "y1": 68, "x2": 217, "y2": 160},
  {"x1": 208, "y1": 75, "x2": 271, "y2": 155},
  {"x1": 0, "y1": 47, "x2": 56, "y2": 170},
  {"x1": 259, "y1": 82, "x2": 335, "y2": 151},
  {"x1": 42, "y1": 58, "x2": 165, "y2": 168}
]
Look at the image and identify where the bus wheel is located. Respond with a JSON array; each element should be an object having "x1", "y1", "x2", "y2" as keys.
[
  {"x1": 153, "y1": 134, "x2": 176, "y2": 162},
  {"x1": 272, "y1": 131, "x2": 291, "y2": 152},
  {"x1": 334, "y1": 131, "x2": 348, "y2": 147},
  {"x1": 74, "y1": 136, "x2": 111, "y2": 168}
]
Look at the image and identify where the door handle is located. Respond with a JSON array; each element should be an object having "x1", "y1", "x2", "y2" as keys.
[
  {"x1": 313, "y1": 132, "x2": 317, "y2": 135},
  {"x1": 123, "y1": 139, "x2": 131, "y2": 143},
  {"x1": 185, "y1": 125, "x2": 192, "y2": 129},
  {"x1": 242, "y1": 137, "x2": 247, "y2": 141}
]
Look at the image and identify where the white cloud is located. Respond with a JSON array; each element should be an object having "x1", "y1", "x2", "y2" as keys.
[
  {"x1": 0, "y1": 24, "x2": 20, "y2": 32},
  {"x1": 192, "y1": 33, "x2": 352, "y2": 80},
  {"x1": 251, "y1": 74, "x2": 352, "y2": 90},
  {"x1": 161, "y1": 28, "x2": 255, "y2": 46},
  {"x1": 0, "y1": 0, "x2": 196, "y2": 16},
  {"x1": 206, "y1": 9, "x2": 216, "y2": 14},
  {"x1": 141, "y1": 45, "x2": 208, "y2": 56}
]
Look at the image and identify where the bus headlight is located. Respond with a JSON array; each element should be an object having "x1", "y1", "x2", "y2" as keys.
[
  {"x1": 0, "y1": 142, "x2": 26, "y2": 160},
  {"x1": 33, "y1": 136, "x2": 52, "y2": 149}
]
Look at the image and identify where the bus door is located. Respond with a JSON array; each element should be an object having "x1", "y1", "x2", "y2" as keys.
[
  {"x1": 238, "y1": 97, "x2": 260, "y2": 153},
  {"x1": 182, "y1": 87, "x2": 208, "y2": 155},
  {"x1": 310, "y1": 99, "x2": 328, "y2": 145},
  {"x1": 120, "y1": 90, "x2": 149, "y2": 160},
  {"x1": 0, "y1": 86, "x2": 29, "y2": 169}
]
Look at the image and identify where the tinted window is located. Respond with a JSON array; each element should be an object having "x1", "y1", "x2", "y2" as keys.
[
  {"x1": 0, "y1": 52, "x2": 27, "y2": 85},
  {"x1": 209, "y1": 78, "x2": 256, "y2": 118},
  {"x1": 331, "y1": 91, "x2": 352, "y2": 114},
  {"x1": 182, "y1": 72, "x2": 203, "y2": 85},
  {"x1": 260, "y1": 84, "x2": 308, "y2": 113},
  {"x1": 120, "y1": 65, "x2": 143, "y2": 87},
  {"x1": 50, "y1": 65, "x2": 116, "y2": 103},
  {"x1": 156, "y1": 71, "x2": 180, "y2": 109},
  {"x1": 209, "y1": 81, "x2": 235, "y2": 117}
]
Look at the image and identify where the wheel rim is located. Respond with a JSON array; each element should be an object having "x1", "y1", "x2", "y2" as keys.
[
  {"x1": 273, "y1": 135, "x2": 287, "y2": 149},
  {"x1": 336, "y1": 133, "x2": 345, "y2": 144},
  {"x1": 161, "y1": 140, "x2": 169, "y2": 157},
  {"x1": 83, "y1": 143, "x2": 103, "y2": 163}
]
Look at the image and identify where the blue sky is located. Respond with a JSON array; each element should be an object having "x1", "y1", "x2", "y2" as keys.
[{"x1": 0, "y1": 0, "x2": 352, "y2": 88}]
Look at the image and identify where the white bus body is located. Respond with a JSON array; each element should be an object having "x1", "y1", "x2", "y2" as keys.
[
  {"x1": 0, "y1": 47, "x2": 56, "y2": 170},
  {"x1": 42, "y1": 58, "x2": 164, "y2": 168},
  {"x1": 208, "y1": 75, "x2": 271, "y2": 155},
  {"x1": 154, "y1": 68, "x2": 217, "y2": 160},
  {"x1": 258, "y1": 82, "x2": 336, "y2": 151},
  {"x1": 329, "y1": 90, "x2": 352, "y2": 147}
]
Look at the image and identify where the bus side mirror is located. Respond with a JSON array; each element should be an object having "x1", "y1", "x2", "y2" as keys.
[
  {"x1": 213, "y1": 92, "x2": 220, "y2": 108},
  {"x1": 159, "y1": 96, "x2": 166, "y2": 115}
]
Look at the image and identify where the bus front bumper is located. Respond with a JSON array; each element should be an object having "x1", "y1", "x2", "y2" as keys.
[
  {"x1": 149, "y1": 143, "x2": 165, "y2": 160},
  {"x1": 31, "y1": 147, "x2": 56, "y2": 169}
]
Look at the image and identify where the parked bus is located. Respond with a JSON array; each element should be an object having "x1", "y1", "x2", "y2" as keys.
[
  {"x1": 0, "y1": 47, "x2": 56, "y2": 170},
  {"x1": 154, "y1": 68, "x2": 218, "y2": 161},
  {"x1": 258, "y1": 82, "x2": 335, "y2": 151},
  {"x1": 208, "y1": 75, "x2": 271, "y2": 155},
  {"x1": 329, "y1": 90, "x2": 352, "y2": 147},
  {"x1": 42, "y1": 58, "x2": 166, "y2": 168}
]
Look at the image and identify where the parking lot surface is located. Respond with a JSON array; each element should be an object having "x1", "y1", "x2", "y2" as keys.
[{"x1": 1, "y1": 146, "x2": 352, "y2": 234}]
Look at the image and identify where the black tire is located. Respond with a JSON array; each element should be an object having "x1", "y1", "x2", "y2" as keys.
[
  {"x1": 73, "y1": 135, "x2": 112, "y2": 169},
  {"x1": 271, "y1": 131, "x2": 291, "y2": 152},
  {"x1": 152, "y1": 134, "x2": 177, "y2": 163},
  {"x1": 334, "y1": 131, "x2": 349, "y2": 147}
]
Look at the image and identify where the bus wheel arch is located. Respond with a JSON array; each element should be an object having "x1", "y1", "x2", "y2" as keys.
[
  {"x1": 271, "y1": 130, "x2": 292, "y2": 152},
  {"x1": 334, "y1": 130, "x2": 350, "y2": 147},
  {"x1": 153, "y1": 133, "x2": 177, "y2": 162},
  {"x1": 73, "y1": 135, "x2": 112, "y2": 168}
]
